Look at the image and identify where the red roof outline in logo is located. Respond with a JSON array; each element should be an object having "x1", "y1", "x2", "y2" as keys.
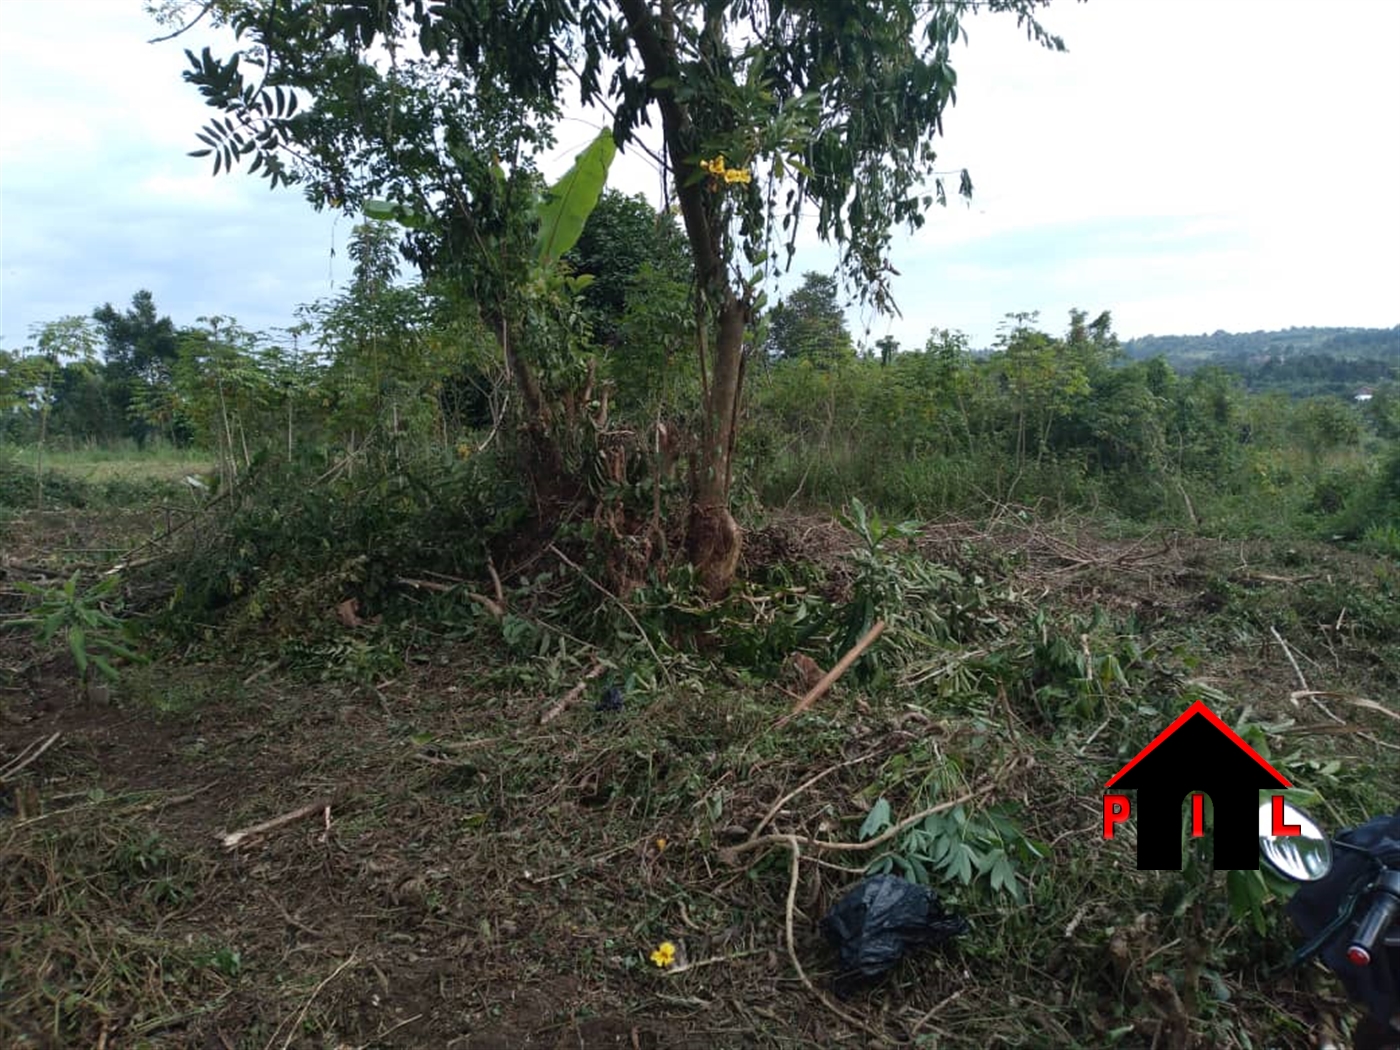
[{"x1": 1104, "y1": 700, "x2": 1291, "y2": 788}]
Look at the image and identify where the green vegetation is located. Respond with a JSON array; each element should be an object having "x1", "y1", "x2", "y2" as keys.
[
  {"x1": 1123, "y1": 325, "x2": 1400, "y2": 399},
  {"x1": 1, "y1": 2, "x2": 1396, "y2": 1047}
]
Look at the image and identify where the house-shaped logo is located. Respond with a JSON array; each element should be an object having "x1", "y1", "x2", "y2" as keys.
[{"x1": 1102, "y1": 701, "x2": 1294, "y2": 870}]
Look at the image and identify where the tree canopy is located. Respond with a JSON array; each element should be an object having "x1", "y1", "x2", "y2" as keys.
[
  {"x1": 764, "y1": 272, "x2": 855, "y2": 366},
  {"x1": 167, "y1": 0, "x2": 1070, "y2": 594}
]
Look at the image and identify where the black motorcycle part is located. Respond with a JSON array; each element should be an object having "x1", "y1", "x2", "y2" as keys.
[{"x1": 1287, "y1": 810, "x2": 1400, "y2": 1025}]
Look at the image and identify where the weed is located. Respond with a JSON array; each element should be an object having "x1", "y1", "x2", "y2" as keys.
[
  {"x1": 1361, "y1": 522, "x2": 1400, "y2": 560},
  {"x1": 193, "y1": 945, "x2": 243, "y2": 978},
  {"x1": 3, "y1": 570, "x2": 141, "y2": 685}
]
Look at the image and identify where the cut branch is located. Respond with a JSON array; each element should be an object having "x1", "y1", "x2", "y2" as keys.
[
  {"x1": 539, "y1": 659, "x2": 608, "y2": 725},
  {"x1": 219, "y1": 796, "x2": 336, "y2": 849},
  {"x1": 777, "y1": 620, "x2": 886, "y2": 726}
]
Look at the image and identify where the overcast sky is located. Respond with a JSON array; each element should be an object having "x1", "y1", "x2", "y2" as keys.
[{"x1": 2, "y1": 0, "x2": 1398, "y2": 354}]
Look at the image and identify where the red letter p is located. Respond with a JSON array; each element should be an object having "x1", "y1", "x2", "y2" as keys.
[{"x1": 1103, "y1": 794, "x2": 1131, "y2": 838}]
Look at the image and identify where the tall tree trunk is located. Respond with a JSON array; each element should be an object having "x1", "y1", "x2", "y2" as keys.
[
  {"x1": 621, "y1": 0, "x2": 749, "y2": 597},
  {"x1": 688, "y1": 297, "x2": 745, "y2": 597}
]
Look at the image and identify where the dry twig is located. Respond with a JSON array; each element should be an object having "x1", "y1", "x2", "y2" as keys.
[
  {"x1": 266, "y1": 952, "x2": 359, "y2": 1050},
  {"x1": 1269, "y1": 626, "x2": 1310, "y2": 694},
  {"x1": 219, "y1": 797, "x2": 335, "y2": 849},
  {"x1": 539, "y1": 659, "x2": 608, "y2": 725},
  {"x1": 747, "y1": 748, "x2": 881, "y2": 842},
  {"x1": 0, "y1": 731, "x2": 60, "y2": 783},
  {"x1": 723, "y1": 787, "x2": 983, "y2": 864}
]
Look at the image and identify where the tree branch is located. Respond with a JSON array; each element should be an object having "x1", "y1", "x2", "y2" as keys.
[{"x1": 147, "y1": 0, "x2": 217, "y2": 44}]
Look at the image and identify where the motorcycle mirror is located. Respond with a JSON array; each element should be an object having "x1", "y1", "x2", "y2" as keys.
[{"x1": 1258, "y1": 800, "x2": 1333, "y2": 882}]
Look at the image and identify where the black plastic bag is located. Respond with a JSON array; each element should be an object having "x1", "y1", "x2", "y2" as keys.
[
  {"x1": 594, "y1": 684, "x2": 625, "y2": 712},
  {"x1": 820, "y1": 874, "x2": 969, "y2": 997}
]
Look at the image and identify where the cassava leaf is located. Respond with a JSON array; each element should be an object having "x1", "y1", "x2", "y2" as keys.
[
  {"x1": 68, "y1": 626, "x2": 88, "y2": 676},
  {"x1": 860, "y1": 797, "x2": 892, "y2": 840}
]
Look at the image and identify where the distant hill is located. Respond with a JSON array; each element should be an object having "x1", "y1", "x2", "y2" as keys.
[
  {"x1": 1121, "y1": 325, "x2": 1400, "y2": 398},
  {"x1": 1122, "y1": 325, "x2": 1400, "y2": 367}
]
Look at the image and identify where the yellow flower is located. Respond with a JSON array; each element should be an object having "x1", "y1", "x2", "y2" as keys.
[
  {"x1": 700, "y1": 155, "x2": 752, "y2": 186},
  {"x1": 655, "y1": 837, "x2": 668, "y2": 852},
  {"x1": 649, "y1": 941, "x2": 676, "y2": 968}
]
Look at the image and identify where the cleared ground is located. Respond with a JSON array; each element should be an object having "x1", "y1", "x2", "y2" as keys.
[{"x1": 3, "y1": 494, "x2": 1397, "y2": 1048}]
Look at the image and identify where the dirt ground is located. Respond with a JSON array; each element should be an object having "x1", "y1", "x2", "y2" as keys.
[{"x1": 3, "y1": 506, "x2": 1396, "y2": 1048}]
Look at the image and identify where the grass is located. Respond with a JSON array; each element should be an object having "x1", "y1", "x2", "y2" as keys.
[{"x1": 6, "y1": 443, "x2": 211, "y2": 486}]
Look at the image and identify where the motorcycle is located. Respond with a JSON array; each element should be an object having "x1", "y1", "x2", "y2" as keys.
[{"x1": 1260, "y1": 800, "x2": 1400, "y2": 1049}]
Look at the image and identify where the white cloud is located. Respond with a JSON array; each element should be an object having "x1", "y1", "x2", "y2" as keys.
[{"x1": 1, "y1": 0, "x2": 1396, "y2": 352}]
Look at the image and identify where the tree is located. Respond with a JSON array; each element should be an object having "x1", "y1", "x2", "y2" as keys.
[
  {"x1": 305, "y1": 223, "x2": 482, "y2": 457},
  {"x1": 992, "y1": 313, "x2": 1090, "y2": 470},
  {"x1": 167, "y1": 0, "x2": 1068, "y2": 595},
  {"x1": 567, "y1": 190, "x2": 690, "y2": 349},
  {"x1": 1296, "y1": 396, "x2": 1363, "y2": 461},
  {"x1": 765, "y1": 272, "x2": 856, "y2": 367},
  {"x1": 876, "y1": 336, "x2": 901, "y2": 367},
  {"x1": 93, "y1": 290, "x2": 181, "y2": 445},
  {"x1": 19, "y1": 317, "x2": 103, "y2": 504}
]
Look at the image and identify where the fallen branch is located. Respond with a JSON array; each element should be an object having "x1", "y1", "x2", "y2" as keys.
[
  {"x1": 0, "y1": 731, "x2": 61, "y2": 783},
  {"x1": 777, "y1": 620, "x2": 886, "y2": 726},
  {"x1": 487, "y1": 556, "x2": 505, "y2": 608},
  {"x1": 219, "y1": 797, "x2": 335, "y2": 850},
  {"x1": 1269, "y1": 626, "x2": 1311, "y2": 695},
  {"x1": 777, "y1": 834, "x2": 896, "y2": 1045},
  {"x1": 538, "y1": 659, "x2": 608, "y2": 725},
  {"x1": 1333, "y1": 695, "x2": 1400, "y2": 725},
  {"x1": 663, "y1": 947, "x2": 767, "y2": 975},
  {"x1": 395, "y1": 575, "x2": 504, "y2": 618},
  {"x1": 1234, "y1": 572, "x2": 1323, "y2": 585},
  {"x1": 130, "y1": 782, "x2": 218, "y2": 814}
]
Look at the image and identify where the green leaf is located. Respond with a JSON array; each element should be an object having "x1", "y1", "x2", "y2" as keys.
[
  {"x1": 94, "y1": 640, "x2": 141, "y2": 663},
  {"x1": 68, "y1": 626, "x2": 88, "y2": 676},
  {"x1": 953, "y1": 844, "x2": 974, "y2": 884},
  {"x1": 860, "y1": 797, "x2": 892, "y2": 840},
  {"x1": 534, "y1": 129, "x2": 616, "y2": 268},
  {"x1": 1226, "y1": 868, "x2": 1270, "y2": 934},
  {"x1": 364, "y1": 199, "x2": 426, "y2": 229},
  {"x1": 927, "y1": 835, "x2": 953, "y2": 865},
  {"x1": 39, "y1": 612, "x2": 64, "y2": 644},
  {"x1": 90, "y1": 655, "x2": 120, "y2": 684}
]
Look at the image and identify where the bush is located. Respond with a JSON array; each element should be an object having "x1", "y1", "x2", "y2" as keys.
[{"x1": 150, "y1": 444, "x2": 527, "y2": 636}]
